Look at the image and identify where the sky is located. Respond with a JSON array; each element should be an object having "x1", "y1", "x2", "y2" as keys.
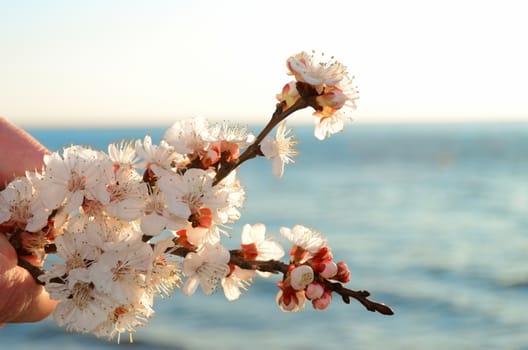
[{"x1": 1, "y1": 0, "x2": 527, "y2": 128}]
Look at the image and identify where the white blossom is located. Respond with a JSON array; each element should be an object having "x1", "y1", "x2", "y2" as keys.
[
  {"x1": 313, "y1": 113, "x2": 346, "y2": 141},
  {"x1": 182, "y1": 242, "x2": 230, "y2": 296},
  {"x1": 108, "y1": 140, "x2": 139, "y2": 172},
  {"x1": 241, "y1": 223, "x2": 284, "y2": 262},
  {"x1": 140, "y1": 188, "x2": 187, "y2": 236},
  {"x1": 221, "y1": 265, "x2": 254, "y2": 301},
  {"x1": 0, "y1": 176, "x2": 49, "y2": 232},
  {"x1": 286, "y1": 51, "x2": 349, "y2": 93},
  {"x1": 280, "y1": 225, "x2": 327, "y2": 256},
  {"x1": 104, "y1": 170, "x2": 149, "y2": 221},
  {"x1": 286, "y1": 51, "x2": 359, "y2": 140},
  {"x1": 147, "y1": 238, "x2": 181, "y2": 297},
  {"x1": 39, "y1": 145, "x2": 114, "y2": 213},
  {"x1": 156, "y1": 168, "x2": 216, "y2": 219},
  {"x1": 53, "y1": 280, "x2": 114, "y2": 334},
  {"x1": 156, "y1": 168, "x2": 241, "y2": 243},
  {"x1": 162, "y1": 117, "x2": 211, "y2": 155},
  {"x1": 205, "y1": 121, "x2": 256, "y2": 148},
  {"x1": 135, "y1": 135, "x2": 183, "y2": 170},
  {"x1": 89, "y1": 240, "x2": 153, "y2": 304},
  {"x1": 261, "y1": 121, "x2": 298, "y2": 177}
]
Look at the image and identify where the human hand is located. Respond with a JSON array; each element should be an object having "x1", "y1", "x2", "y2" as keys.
[{"x1": 0, "y1": 116, "x2": 57, "y2": 326}]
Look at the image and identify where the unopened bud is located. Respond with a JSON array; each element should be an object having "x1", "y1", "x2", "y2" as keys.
[
  {"x1": 305, "y1": 281, "x2": 324, "y2": 300},
  {"x1": 313, "y1": 89, "x2": 347, "y2": 118},
  {"x1": 290, "y1": 265, "x2": 314, "y2": 291},
  {"x1": 312, "y1": 291, "x2": 332, "y2": 310},
  {"x1": 319, "y1": 261, "x2": 338, "y2": 279},
  {"x1": 315, "y1": 89, "x2": 347, "y2": 109},
  {"x1": 202, "y1": 148, "x2": 220, "y2": 168},
  {"x1": 276, "y1": 81, "x2": 301, "y2": 110},
  {"x1": 335, "y1": 261, "x2": 351, "y2": 283},
  {"x1": 312, "y1": 246, "x2": 333, "y2": 263}
]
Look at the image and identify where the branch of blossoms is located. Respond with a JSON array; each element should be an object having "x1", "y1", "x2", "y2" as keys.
[
  {"x1": 228, "y1": 249, "x2": 394, "y2": 316},
  {"x1": 34, "y1": 231, "x2": 393, "y2": 316},
  {"x1": 0, "y1": 51, "x2": 390, "y2": 342},
  {"x1": 212, "y1": 97, "x2": 308, "y2": 186},
  {"x1": 36, "y1": 235, "x2": 394, "y2": 315}
]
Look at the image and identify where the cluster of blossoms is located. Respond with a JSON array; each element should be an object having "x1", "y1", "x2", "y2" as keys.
[
  {"x1": 0, "y1": 51, "x2": 390, "y2": 342},
  {"x1": 277, "y1": 225, "x2": 351, "y2": 312},
  {"x1": 278, "y1": 50, "x2": 359, "y2": 140}
]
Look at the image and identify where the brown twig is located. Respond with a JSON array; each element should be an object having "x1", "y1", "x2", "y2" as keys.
[
  {"x1": 28, "y1": 242, "x2": 393, "y2": 315},
  {"x1": 18, "y1": 258, "x2": 46, "y2": 285},
  {"x1": 213, "y1": 98, "x2": 309, "y2": 186},
  {"x1": 170, "y1": 246, "x2": 394, "y2": 315},
  {"x1": 229, "y1": 250, "x2": 394, "y2": 315},
  {"x1": 322, "y1": 279, "x2": 394, "y2": 315}
]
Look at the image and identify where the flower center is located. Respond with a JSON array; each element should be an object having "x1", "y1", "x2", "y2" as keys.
[
  {"x1": 71, "y1": 281, "x2": 94, "y2": 310},
  {"x1": 68, "y1": 171, "x2": 87, "y2": 192}
]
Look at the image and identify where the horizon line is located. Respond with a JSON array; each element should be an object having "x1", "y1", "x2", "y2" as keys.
[{"x1": 21, "y1": 118, "x2": 528, "y2": 130}]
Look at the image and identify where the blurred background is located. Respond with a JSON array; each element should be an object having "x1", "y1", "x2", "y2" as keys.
[
  {"x1": 1, "y1": 0, "x2": 527, "y2": 127},
  {"x1": 1, "y1": 0, "x2": 528, "y2": 349}
]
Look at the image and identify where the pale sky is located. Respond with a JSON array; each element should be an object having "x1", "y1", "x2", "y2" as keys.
[{"x1": 1, "y1": 0, "x2": 527, "y2": 128}]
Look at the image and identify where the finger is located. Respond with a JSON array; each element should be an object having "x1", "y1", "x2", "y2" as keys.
[
  {"x1": 0, "y1": 116, "x2": 49, "y2": 189},
  {"x1": 0, "y1": 234, "x2": 57, "y2": 324}
]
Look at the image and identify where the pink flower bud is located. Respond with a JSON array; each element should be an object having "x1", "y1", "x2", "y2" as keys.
[
  {"x1": 313, "y1": 89, "x2": 348, "y2": 118},
  {"x1": 276, "y1": 81, "x2": 300, "y2": 110},
  {"x1": 200, "y1": 148, "x2": 220, "y2": 168},
  {"x1": 305, "y1": 281, "x2": 324, "y2": 300},
  {"x1": 312, "y1": 291, "x2": 332, "y2": 310},
  {"x1": 218, "y1": 141, "x2": 240, "y2": 162},
  {"x1": 289, "y1": 265, "x2": 314, "y2": 291},
  {"x1": 316, "y1": 89, "x2": 347, "y2": 109},
  {"x1": 319, "y1": 261, "x2": 338, "y2": 279},
  {"x1": 335, "y1": 261, "x2": 351, "y2": 283},
  {"x1": 312, "y1": 246, "x2": 333, "y2": 264}
]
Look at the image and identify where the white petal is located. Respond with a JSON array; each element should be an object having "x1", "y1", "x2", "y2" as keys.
[
  {"x1": 165, "y1": 198, "x2": 191, "y2": 219},
  {"x1": 221, "y1": 277, "x2": 242, "y2": 301},
  {"x1": 182, "y1": 252, "x2": 203, "y2": 275},
  {"x1": 256, "y1": 240, "x2": 285, "y2": 261},
  {"x1": 62, "y1": 190, "x2": 84, "y2": 214},
  {"x1": 40, "y1": 184, "x2": 68, "y2": 210},
  {"x1": 140, "y1": 214, "x2": 168, "y2": 236},
  {"x1": 199, "y1": 263, "x2": 229, "y2": 295},
  {"x1": 25, "y1": 211, "x2": 49, "y2": 232},
  {"x1": 241, "y1": 223, "x2": 265, "y2": 245},
  {"x1": 260, "y1": 137, "x2": 277, "y2": 159},
  {"x1": 106, "y1": 198, "x2": 144, "y2": 221},
  {"x1": 313, "y1": 122, "x2": 326, "y2": 141},
  {"x1": 183, "y1": 276, "x2": 200, "y2": 296},
  {"x1": 272, "y1": 158, "x2": 285, "y2": 177}
]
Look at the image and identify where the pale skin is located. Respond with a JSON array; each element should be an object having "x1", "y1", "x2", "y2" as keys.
[{"x1": 0, "y1": 116, "x2": 57, "y2": 326}]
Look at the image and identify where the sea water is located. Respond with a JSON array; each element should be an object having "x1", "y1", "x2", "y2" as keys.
[{"x1": 2, "y1": 123, "x2": 528, "y2": 350}]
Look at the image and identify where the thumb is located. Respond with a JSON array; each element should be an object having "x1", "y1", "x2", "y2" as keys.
[
  {"x1": 0, "y1": 116, "x2": 49, "y2": 189},
  {"x1": 0, "y1": 234, "x2": 57, "y2": 324}
]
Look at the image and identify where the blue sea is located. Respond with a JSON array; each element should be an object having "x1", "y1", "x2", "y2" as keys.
[{"x1": 3, "y1": 123, "x2": 528, "y2": 349}]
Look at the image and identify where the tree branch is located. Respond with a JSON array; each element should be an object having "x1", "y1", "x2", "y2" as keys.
[
  {"x1": 26, "y1": 240, "x2": 394, "y2": 316},
  {"x1": 213, "y1": 98, "x2": 309, "y2": 186}
]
